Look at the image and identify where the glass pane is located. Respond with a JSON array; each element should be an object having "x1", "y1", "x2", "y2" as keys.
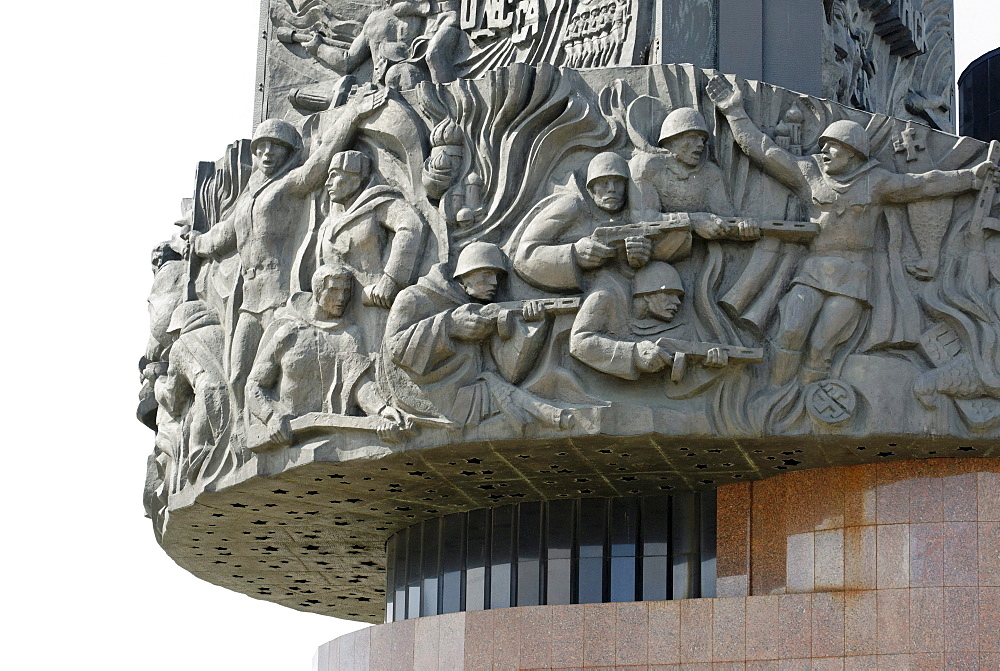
[
  {"x1": 422, "y1": 519, "x2": 440, "y2": 616},
  {"x1": 577, "y1": 557, "x2": 604, "y2": 604},
  {"x1": 642, "y1": 555, "x2": 668, "y2": 601},
  {"x1": 546, "y1": 499, "x2": 573, "y2": 605},
  {"x1": 491, "y1": 506, "x2": 514, "y2": 609},
  {"x1": 393, "y1": 529, "x2": 407, "y2": 622},
  {"x1": 641, "y1": 496, "x2": 670, "y2": 557},
  {"x1": 385, "y1": 535, "x2": 396, "y2": 623},
  {"x1": 517, "y1": 502, "x2": 542, "y2": 606},
  {"x1": 610, "y1": 498, "x2": 638, "y2": 557},
  {"x1": 406, "y1": 525, "x2": 422, "y2": 619},
  {"x1": 465, "y1": 509, "x2": 488, "y2": 611},
  {"x1": 671, "y1": 492, "x2": 699, "y2": 600},
  {"x1": 700, "y1": 489, "x2": 717, "y2": 598},
  {"x1": 578, "y1": 499, "x2": 607, "y2": 558},
  {"x1": 441, "y1": 513, "x2": 465, "y2": 614},
  {"x1": 610, "y1": 556, "x2": 636, "y2": 602}
]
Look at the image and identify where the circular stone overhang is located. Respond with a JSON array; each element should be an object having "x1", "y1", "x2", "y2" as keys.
[{"x1": 161, "y1": 427, "x2": 998, "y2": 623}]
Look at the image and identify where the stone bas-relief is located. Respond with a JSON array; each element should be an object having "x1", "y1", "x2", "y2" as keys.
[
  {"x1": 142, "y1": 63, "x2": 997, "y2": 548},
  {"x1": 822, "y1": 0, "x2": 956, "y2": 131}
]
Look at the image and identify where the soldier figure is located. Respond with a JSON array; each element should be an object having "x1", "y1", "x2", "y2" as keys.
[
  {"x1": 189, "y1": 89, "x2": 385, "y2": 407},
  {"x1": 246, "y1": 264, "x2": 386, "y2": 449},
  {"x1": 381, "y1": 242, "x2": 569, "y2": 429},
  {"x1": 316, "y1": 149, "x2": 427, "y2": 310},
  {"x1": 570, "y1": 262, "x2": 729, "y2": 380},
  {"x1": 707, "y1": 75, "x2": 997, "y2": 386},
  {"x1": 511, "y1": 152, "x2": 689, "y2": 292},
  {"x1": 630, "y1": 107, "x2": 751, "y2": 238},
  {"x1": 155, "y1": 301, "x2": 234, "y2": 487}
]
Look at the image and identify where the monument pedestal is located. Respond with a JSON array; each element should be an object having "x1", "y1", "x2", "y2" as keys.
[{"x1": 316, "y1": 457, "x2": 1000, "y2": 669}]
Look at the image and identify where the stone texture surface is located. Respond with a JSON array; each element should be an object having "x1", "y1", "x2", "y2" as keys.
[{"x1": 313, "y1": 457, "x2": 1000, "y2": 668}]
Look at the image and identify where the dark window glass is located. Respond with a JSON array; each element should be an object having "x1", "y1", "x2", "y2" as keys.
[
  {"x1": 641, "y1": 496, "x2": 671, "y2": 557},
  {"x1": 671, "y1": 493, "x2": 700, "y2": 600},
  {"x1": 465, "y1": 509, "x2": 488, "y2": 611},
  {"x1": 577, "y1": 498, "x2": 607, "y2": 604},
  {"x1": 517, "y1": 502, "x2": 542, "y2": 606},
  {"x1": 421, "y1": 519, "x2": 441, "y2": 616},
  {"x1": 441, "y1": 513, "x2": 464, "y2": 614},
  {"x1": 490, "y1": 506, "x2": 514, "y2": 609},
  {"x1": 393, "y1": 529, "x2": 407, "y2": 622},
  {"x1": 642, "y1": 555, "x2": 669, "y2": 601},
  {"x1": 406, "y1": 525, "x2": 422, "y2": 619},
  {"x1": 546, "y1": 499, "x2": 573, "y2": 605},
  {"x1": 385, "y1": 535, "x2": 397, "y2": 623},
  {"x1": 610, "y1": 498, "x2": 638, "y2": 557},
  {"x1": 700, "y1": 488, "x2": 717, "y2": 598}
]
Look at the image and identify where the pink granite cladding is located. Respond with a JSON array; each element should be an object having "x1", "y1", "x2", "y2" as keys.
[
  {"x1": 315, "y1": 458, "x2": 999, "y2": 669},
  {"x1": 315, "y1": 589, "x2": 999, "y2": 669}
]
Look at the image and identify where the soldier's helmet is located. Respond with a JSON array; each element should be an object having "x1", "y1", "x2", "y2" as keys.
[
  {"x1": 454, "y1": 242, "x2": 507, "y2": 278},
  {"x1": 632, "y1": 262, "x2": 684, "y2": 297},
  {"x1": 251, "y1": 119, "x2": 302, "y2": 153},
  {"x1": 818, "y1": 120, "x2": 870, "y2": 158},
  {"x1": 586, "y1": 152, "x2": 630, "y2": 187},
  {"x1": 167, "y1": 301, "x2": 218, "y2": 334},
  {"x1": 658, "y1": 108, "x2": 710, "y2": 145}
]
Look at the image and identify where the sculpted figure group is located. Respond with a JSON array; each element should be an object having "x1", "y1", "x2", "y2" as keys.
[{"x1": 141, "y1": 67, "x2": 1000, "y2": 514}]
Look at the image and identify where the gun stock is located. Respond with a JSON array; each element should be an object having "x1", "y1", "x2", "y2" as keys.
[{"x1": 592, "y1": 214, "x2": 691, "y2": 247}]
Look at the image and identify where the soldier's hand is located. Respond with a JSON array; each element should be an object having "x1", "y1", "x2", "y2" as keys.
[
  {"x1": 522, "y1": 300, "x2": 548, "y2": 322},
  {"x1": 704, "y1": 347, "x2": 729, "y2": 368},
  {"x1": 574, "y1": 236, "x2": 617, "y2": 268},
  {"x1": 367, "y1": 274, "x2": 401, "y2": 309},
  {"x1": 706, "y1": 75, "x2": 743, "y2": 114},
  {"x1": 692, "y1": 214, "x2": 727, "y2": 239},
  {"x1": 267, "y1": 415, "x2": 294, "y2": 447},
  {"x1": 302, "y1": 31, "x2": 323, "y2": 55},
  {"x1": 635, "y1": 340, "x2": 670, "y2": 374},
  {"x1": 624, "y1": 236, "x2": 652, "y2": 268},
  {"x1": 972, "y1": 159, "x2": 998, "y2": 189},
  {"x1": 449, "y1": 304, "x2": 495, "y2": 341}
]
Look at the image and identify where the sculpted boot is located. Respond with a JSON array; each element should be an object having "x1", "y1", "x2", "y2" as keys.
[{"x1": 769, "y1": 348, "x2": 802, "y2": 387}]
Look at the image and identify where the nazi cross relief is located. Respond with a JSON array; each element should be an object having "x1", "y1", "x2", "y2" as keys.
[{"x1": 140, "y1": 63, "x2": 998, "y2": 531}]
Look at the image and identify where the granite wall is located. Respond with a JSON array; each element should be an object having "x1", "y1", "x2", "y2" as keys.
[{"x1": 316, "y1": 457, "x2": 1000, "y2": 669}]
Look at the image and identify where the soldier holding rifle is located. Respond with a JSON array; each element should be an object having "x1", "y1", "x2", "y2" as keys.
[{"x1": 707, "y1": 74, "x2": 998, "y2": 387}]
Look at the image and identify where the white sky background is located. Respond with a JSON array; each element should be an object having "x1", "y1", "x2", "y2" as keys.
[{"x1": 0, "y1": 2, "x2": 995, "y2": 670}]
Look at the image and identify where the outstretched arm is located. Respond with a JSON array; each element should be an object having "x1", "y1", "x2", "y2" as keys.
[
  {"x1": 284, "y1": 86, "x2": 388, "y2": 197},
  {"x1": 706, "y1": 76, "x2": 809, "y2": 198},
  {"x1": 877, "y1": 161, "x2": 994, "y2": 204}
]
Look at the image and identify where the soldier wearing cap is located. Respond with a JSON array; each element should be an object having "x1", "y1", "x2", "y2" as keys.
[
  {"x1": 707, "y1": 75, "x2": 997, "y2": 386},
  {"x1": 188, "y1": 87, "x2": 385, "y2": 407},
  {"x1": 570, "y1": 261, "x2": 729, "y2": 380},
  {"x1": 316, "y1": 148, "x2": 427, "y2": 311},
  {"x1": 630, "y1": 107, "x2": 751, "y2": 242},
  {"x1": 511, "y1": 151, "x2": 692, "y2": 292},
  {"x1": 379, "y1": 243, "x2": 567, "y2": 429}
]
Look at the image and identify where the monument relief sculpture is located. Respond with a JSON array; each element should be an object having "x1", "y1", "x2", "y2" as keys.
[
  {"x1": 379, "y1": 242, "x2": 572, "y2": 431},
  {"x1": 142, "y1": 61, "x2": 999, "y2": 584},
  {"x1": 187, "y1": 87, "x2": 387, "y2": 409},
  {"x1": 246, "y1": 263, "x2": 394, "y2": 450}
]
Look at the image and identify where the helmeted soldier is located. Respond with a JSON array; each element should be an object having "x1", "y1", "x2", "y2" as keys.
[
  {"x1": 629, "y1": 107, "x2": 743, "y2": 236},
  {"x1": 509, "y1": 152, "x2": 691, "y2": 292},
  {"x1": 379, "y1": 242, "x2": 569, "y2": 429},
  {"x1": 707, "y1": 75, "x2": 997, "y2": 386},
  {"x1": 570, "y1": 262, "x2": 729, "y2": 380},
  {"x1": 188, "y1": 88, "x2": 385, "y2": 408}
]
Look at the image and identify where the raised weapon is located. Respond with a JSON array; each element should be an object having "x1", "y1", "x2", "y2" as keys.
[{"x1": 654, "y1": 337, "x2": 763, "y2": 383}]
